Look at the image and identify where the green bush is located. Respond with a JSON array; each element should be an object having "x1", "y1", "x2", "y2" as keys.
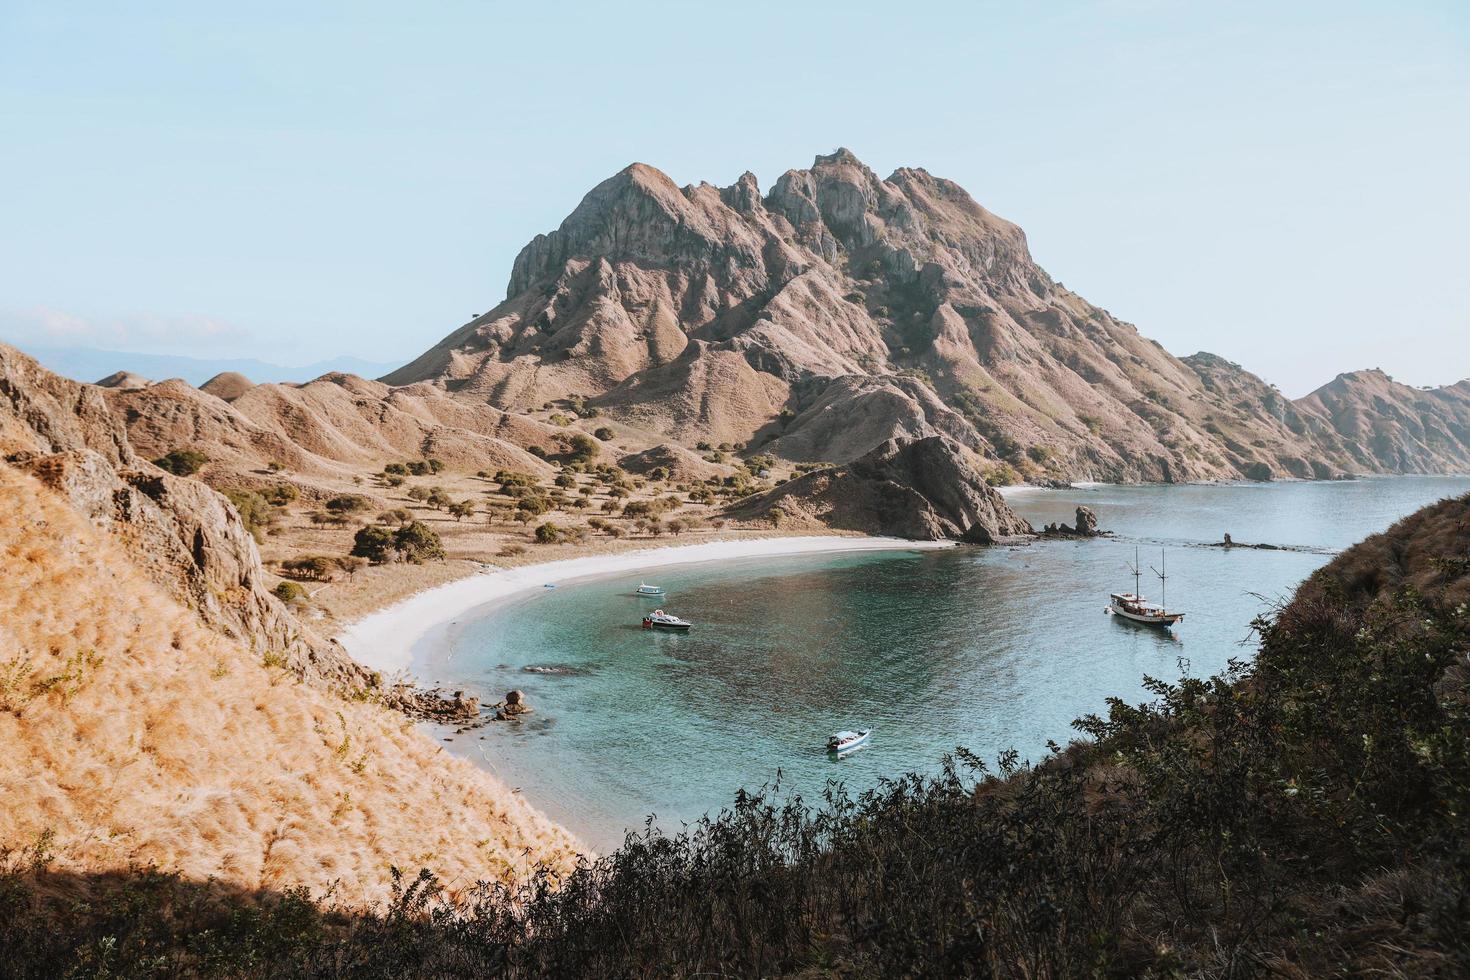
[
  {"x1": 350, "y1": 525, "x2": 396, "y2": 563},
  {"x1": 533, "y1": 522, "x2": 562, "y2": 544},
  {"x1": 152, "y1": 449, "x2": 207, "y2": 476},
  {"x1": 272, "y1": 581, "x2": 305, "y2": 602},
  {"x1": 394, "y1": 521, "x2": 444, "y2": 563},
  {"x1": 325, "y1": 494, "x2": 369, "y2": 514}
]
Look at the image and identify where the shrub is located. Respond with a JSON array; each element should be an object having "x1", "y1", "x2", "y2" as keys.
[
  {"x1": 273, "y1": 581, "x2": 305, "y2": 602},
  {"x1": 378, "y1": 507, "x2": 412, "y2": 526},
  {"x1": 350, "y1": 525, "x2": 397, "y2": 563},
  {"x1": 279, "y1": 555, "x2": 339, "y2": 581},
  {"x1": 262, "y1": 483, "x2": 299, "y2": 506},
  {"x1": 516, "y1": 495, "x2": 551, "y2": 516},
  {"x1": 426, "y1": 488, "x2": 452, "y2": 510},
  {"x1": 567, "y1": 434, "x2": 599, "y2": 464},
  {"x1": 383, "y1": 462, "x2": 409, "y2": 475},
  {"x1": 447, "y1": 500, "x2": 475, "y2": 521},
  {"x1": 393, "y1": 521, "x2": 444, "y2": 563},
  {"x1": 594, "y1": 426, "x2": 615, "y2": 441},
  {"x1": 384, "y1": 474, "x2": 406, "y2": 488},
  {"x1": 152, "y1": 449, "x2": 208, "y2": 476},
  {"x1": 533, "y1": 522, "x2": 562, "y2": 544},
  {"x1": 528, "y1": 446, "x2": 548, "y2": 459},
  {"x1": 325, "y1": 494, "x2": 369, "y2": 515},
  {"x1": 407, "y1": 486, "x2": 432, "y2": 503}
]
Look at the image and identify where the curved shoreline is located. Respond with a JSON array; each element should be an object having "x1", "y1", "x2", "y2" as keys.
[{"x1": 337, "y1": 535, "x2": 955, "y2": 674}]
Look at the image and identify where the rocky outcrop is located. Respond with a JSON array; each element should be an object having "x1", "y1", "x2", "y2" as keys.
[
  {"x1": 1041, "y1": 506, "x2": 1102, "y2": 538},
  {"x1": 726, "y1": 435, "x2": 1032, "y2": 542}
]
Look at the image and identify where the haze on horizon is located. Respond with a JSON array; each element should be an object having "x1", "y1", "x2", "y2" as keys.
[{"x1": 1, "y1": 0, "x2": 1465, "y2": 398}]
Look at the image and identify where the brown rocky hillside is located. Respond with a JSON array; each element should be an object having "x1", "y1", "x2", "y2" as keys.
[
  {"x1": 385, "y1": 149, "x2": 1468, "y2": 483},
  {"x1": 0, "y1": 463, "x2": 575, "y2": 907}
]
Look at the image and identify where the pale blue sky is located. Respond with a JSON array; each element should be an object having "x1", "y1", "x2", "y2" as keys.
[{"x1": 1, "y1": 0, "x2": 1465, "y2": 395}]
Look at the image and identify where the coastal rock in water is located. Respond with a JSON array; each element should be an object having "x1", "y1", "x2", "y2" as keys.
[
  {"x1": 725, "y1": 435, "x2": 1032, "y2": 542},
  {"x1": 495, "y1": 689, "x2": 532, "y2": 721},
  {"x1": 1039, "y1": 505, "x2": 1102, "y2": 538},
  {"x1": 1075, "y1": 506, "x2": 1099, "y2": 536}
]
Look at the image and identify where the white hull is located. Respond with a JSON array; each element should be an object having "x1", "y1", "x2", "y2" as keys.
[{"x1": 1112, "y1": 607, "x2": 1184, "y2": 626}]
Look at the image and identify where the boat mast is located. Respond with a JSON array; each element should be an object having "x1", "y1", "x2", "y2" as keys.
[{"x1": 1150, "y1": 550, "x2": 1167, "y2": 611}]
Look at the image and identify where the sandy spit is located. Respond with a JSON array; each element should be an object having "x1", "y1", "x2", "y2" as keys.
[{"x1": 337, "y1": 535, "x2": 954, "y2": 673}]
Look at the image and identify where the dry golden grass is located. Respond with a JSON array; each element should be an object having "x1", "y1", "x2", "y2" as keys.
[{"x1": 0, "y1": 465, "x2": 578, "y2": 907}]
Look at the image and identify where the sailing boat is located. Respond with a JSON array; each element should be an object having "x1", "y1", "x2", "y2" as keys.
[{"x1": 1109, "y1": 547, "x2": 1185, "y2": 627}]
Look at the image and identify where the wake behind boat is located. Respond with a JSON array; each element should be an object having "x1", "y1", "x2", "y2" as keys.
[
  {"x1": 1108, "y1": 548, "x2": 1185, "y2": 627},
  {"x1": 641, "y1": 609, "x2": 691, "y2": 631}
]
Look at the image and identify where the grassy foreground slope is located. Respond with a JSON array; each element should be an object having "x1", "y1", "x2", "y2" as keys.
[
  {"x1": 4, "y1": 491, "x2": 1468, "y2": 977},
  {"x1": 0, "y1": 464, "x2": 576, "y2": 911}
]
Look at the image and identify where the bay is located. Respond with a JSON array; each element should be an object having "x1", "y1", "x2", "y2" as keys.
[{"x1": 419, "y1": 477, "x2": 1470, "y2": 849}]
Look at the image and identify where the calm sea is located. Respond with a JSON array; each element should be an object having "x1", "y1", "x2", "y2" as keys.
[{"x1": 418, "y1": 477, "x2": 1470, "y2": 849}]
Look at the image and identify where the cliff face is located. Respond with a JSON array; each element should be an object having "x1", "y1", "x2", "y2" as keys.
[
  {"x1": 0, "y1": 343, "x2": 371, "y2": 693},
  {"x1": 726, "y1": 435, "x2": 1033, "y2": 541},
  {"x1": 383, "y1": 149, "x2": 1467, "y2": 482}
]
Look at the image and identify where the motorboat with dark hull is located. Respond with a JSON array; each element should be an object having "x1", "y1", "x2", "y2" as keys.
[{"x1": 641, "y1": 609, "x2": 691, "y2": 631}]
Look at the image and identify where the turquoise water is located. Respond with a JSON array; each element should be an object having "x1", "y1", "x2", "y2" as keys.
[{"x1": 419, "y1": 477, "x2": 1470, "y2": 849}]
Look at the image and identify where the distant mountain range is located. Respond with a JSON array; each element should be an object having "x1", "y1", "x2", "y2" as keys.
[
  {"x1": 10, "y1": 150, "x2": 1469, "y2": 485},
  {"x1": 15, "y1": 344, "x2": 402, "y2": 388},
  {"x1": 388, "y1": 149, "x2": 1470, "y2": 481}
]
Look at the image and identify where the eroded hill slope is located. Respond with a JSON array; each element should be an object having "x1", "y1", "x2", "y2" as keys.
[{"x1": 0, "y1": 464, "x2": 576, "y2": 907}]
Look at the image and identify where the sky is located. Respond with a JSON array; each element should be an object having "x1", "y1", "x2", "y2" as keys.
[{"x1": 0, "y1": 0, "x2": 1466, "y2": 397}]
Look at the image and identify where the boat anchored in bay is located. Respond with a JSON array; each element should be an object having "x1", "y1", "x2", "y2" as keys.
[
  {"x1": 642, "y1": 609, "x2": 692, "y2": 631},
  {"x1": 1108, "y1": 548, "x2": 1185, "y2": 628}
]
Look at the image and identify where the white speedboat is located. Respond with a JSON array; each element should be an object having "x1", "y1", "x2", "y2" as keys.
[
  {"x1": 641, "y1": 609, "x2": 691, "y2": 631},
  {"x1": 635, "y1": 583, "x2": 665, "y2": 597},
  {"x1": 827, "y1": 729, "x2": 871, "y2": 754},
  {"x1": 1108, "y1": 548, "x2": 1185, "y2": 627}
]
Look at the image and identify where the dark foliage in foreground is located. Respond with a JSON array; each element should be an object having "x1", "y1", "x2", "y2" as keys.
[{"x1": 5, "y1": 495, "x2": 1470, "y2": 978}]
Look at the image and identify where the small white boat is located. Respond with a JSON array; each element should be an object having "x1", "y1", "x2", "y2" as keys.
[
  {"x1": 827, "y1": 729, "x2": 872, "y2": 754},
  {"x1": 1108, "y1": 548, "x2": 1185, "y2": 627},
  {"x1": 635, "y1": 583, "x2": 665, "y2": 597},
  {"x1": 641, "y1": 609, "x2": 691, "y2": 631}
]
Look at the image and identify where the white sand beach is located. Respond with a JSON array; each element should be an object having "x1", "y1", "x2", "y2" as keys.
[{"x1": 337, "y1": 535, "x2": 954, "y2": 674}]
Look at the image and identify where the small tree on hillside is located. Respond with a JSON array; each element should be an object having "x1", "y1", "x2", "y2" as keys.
[
  {"x1": 351, "y1": 525, "x2": 396, "y2": 563},
  {"x1": 394, "y1": 521, "x2": 445, "y2": 563},
  {"x1": 153, "y1": 449, "x2": 208, "y2": 476}
]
